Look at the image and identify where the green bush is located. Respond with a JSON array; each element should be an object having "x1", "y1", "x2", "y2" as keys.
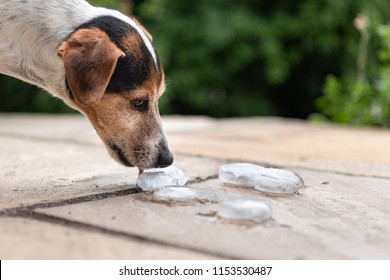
[
  {"x1": 1, "y1": 0, "x2": 390, "y2": 120},
  {"x1": 317, "y1": 18, "x2": 390, "y2": 126},
  {"x1": 0, "y1": 76, "x2": 75, "y2": 113},
  {"x1": 135, "y1": 0, "x2": 390, "y2": 118}
]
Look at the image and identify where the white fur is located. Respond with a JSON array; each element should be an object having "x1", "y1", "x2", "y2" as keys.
[{"x1": 0, "y1": 0, "x2": 157, "y2": 105}]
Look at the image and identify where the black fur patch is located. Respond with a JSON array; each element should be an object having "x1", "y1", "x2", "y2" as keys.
[{"x1": 76, "y1": 16, "x2": 155, "y2": 93}]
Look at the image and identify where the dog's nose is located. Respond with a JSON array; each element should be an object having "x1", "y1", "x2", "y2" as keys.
[{"x1": 157, "y1": 146, "x2": 174, "y2": 168}]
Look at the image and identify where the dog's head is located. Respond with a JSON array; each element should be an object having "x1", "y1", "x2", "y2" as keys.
[{"x1": 57, "y1": 16, "x2": 173, "y2": 171}]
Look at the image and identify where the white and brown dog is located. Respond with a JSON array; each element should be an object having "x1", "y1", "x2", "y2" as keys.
[{"x1": 0, "y1": 0, "x2": 173, "y2": 173}]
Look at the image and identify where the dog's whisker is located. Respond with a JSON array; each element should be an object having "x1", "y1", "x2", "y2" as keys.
[{"x1": 132, "y1": 158, "x2": 151, "y2": 168}]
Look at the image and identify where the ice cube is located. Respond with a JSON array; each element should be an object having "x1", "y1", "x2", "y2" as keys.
[
  {"x1": 153, "y1": 186, "x2": 198, "y2": 202},
  {"x1": 137, "y1": 166, "x2": 187, "y2": 192},
  {"x1": 219, "y1": 163, "x2": 303, "y2": 194},
  {"x1": 217, "y1": 199, "x2": 272, "y2": 223}
]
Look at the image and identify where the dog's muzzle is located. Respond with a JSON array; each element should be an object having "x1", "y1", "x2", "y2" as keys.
[{"x1": 109, "y1": 141, "x2": 173, "y2": 169}]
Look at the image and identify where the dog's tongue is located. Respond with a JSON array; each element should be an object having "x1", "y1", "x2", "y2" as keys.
[{"x1": 138, "y1": 168, "x2": 144, "y2": 175}]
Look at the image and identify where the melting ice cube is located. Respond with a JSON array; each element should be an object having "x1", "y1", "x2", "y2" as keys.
[
  {"x1": 218, "y1": 199, "x2": 272, "y2": 223},
  {"x1": 219, "y1": 163, "x2": 303, "y2": 194},
  {"x1": 153, "y1": 186, "x2": 198, "y2": 202},
  {"x1": 137, "y1": 166, "x2": 187, "y2": 192}
]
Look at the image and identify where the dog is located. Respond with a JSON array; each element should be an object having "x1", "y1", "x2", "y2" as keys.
[{"x1": 0, "y1": 0, "x2": 173, "y2": 173}]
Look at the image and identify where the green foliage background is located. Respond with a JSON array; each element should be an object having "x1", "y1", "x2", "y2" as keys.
[
  {"x1": 316, "y1": 19, "x2": 390, "y2": 126},
  {"x1": 1, "y1": 0, "x2": 390, "y2": 122}
]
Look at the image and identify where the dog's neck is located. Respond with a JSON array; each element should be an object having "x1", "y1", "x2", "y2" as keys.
[{"x1": 0, "y1": 0, "x2": 155, "y2": 109}]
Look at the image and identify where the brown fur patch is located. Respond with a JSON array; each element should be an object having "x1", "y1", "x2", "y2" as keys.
[{"x1": 120, "y1": 32, "x2": 143, "y2": 61}]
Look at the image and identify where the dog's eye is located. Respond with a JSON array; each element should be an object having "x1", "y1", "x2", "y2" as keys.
[{"x1": 131, "y1": 99, "x2": 149, "y2": 111}]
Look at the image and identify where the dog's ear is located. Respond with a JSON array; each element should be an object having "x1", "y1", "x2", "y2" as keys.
[{"x1": 58, "y1": 29, "x2": 125, "y2": 106}]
